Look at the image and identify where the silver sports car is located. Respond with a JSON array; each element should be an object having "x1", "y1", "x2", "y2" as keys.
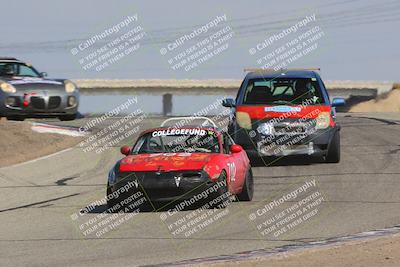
[{"x1": 0, "y1": 57, "x2": 79, "y2": 121}]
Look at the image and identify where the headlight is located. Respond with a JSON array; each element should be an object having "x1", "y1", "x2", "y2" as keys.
[
  {"x1": 257, "y1": 123, "x2": 274, "y2": 135},
  {"x1": 236, "y1": 111, "x2": 252, "y2": 130},
  {"x1": 315, "y1": 112, "x2": 331, "y2": 129},
  {"x1": 0, "y1": 82, "x2": 16, "y2": 93},
  {"x1": 68, "y1": 96, "x2": 77, "y2": 107},
  {"x1": 64, "y1": 80, "x2": 76, "y2": 93}
]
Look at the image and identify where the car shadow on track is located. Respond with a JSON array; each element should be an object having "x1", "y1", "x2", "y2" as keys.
[
  {"x1": 250, "y1": 155, "x2": 325, "y2": 167},
  {"x1": 83, "y1": 200, "x2": 230, "y2": 214}
]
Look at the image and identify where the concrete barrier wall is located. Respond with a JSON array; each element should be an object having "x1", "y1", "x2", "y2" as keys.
[{"x1": 74, "y1": 79, "x2": 394, "y2": 95}]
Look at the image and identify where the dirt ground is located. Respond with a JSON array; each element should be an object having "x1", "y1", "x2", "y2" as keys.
[
  {"x1": 0, "y1": 118, "x2": 82, "y2": 167},
  {"x1": 350, "y1": 87, "x2": 400, "y2": 112},
  {"x1": 210, "y1": 234, "x2": 400, "y2": 267}
]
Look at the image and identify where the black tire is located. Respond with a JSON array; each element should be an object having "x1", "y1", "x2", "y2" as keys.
[
  {"x1": 248, "y1": 154, "x2": 259, "y2": 166},
  {"x1": 7, "y1": 116, "x2": 25, "y2": 121},
  {"x1": 237, "y1": 169, "x2": 254, "y2": 201},
  {"x1": 59, "y1": 114, "x2": 77, "y2": 121},
  {"x1": 209, "y1": 171, "x2": 229, "y2": 209},
  {"x1": 106, "y1": 183, "x2": 120, "y2": 212},
  {"x1": 325, "y1": 131, "x2": 340, "y2": 163}
]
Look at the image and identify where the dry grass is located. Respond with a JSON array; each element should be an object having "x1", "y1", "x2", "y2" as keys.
[
  {"x1": 350, "y1": 86, "x2": 400, "y2": 112},
  {"x1": 0, "y1": 119, "x2": 82, "y2": 167}
]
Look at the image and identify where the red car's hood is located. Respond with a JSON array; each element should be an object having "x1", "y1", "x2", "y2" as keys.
[{"x1": 119, "y1": 153, "x2": 218, "y2": 172}]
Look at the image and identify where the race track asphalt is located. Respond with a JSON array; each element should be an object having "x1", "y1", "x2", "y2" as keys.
[{"x1": 0, "y1": 113, "x2": 399, "y2": 266}]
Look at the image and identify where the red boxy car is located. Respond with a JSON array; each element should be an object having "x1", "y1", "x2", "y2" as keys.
[
  {"x1": 106, "y1": 118, "x2": 253, "y2": 211},
  {"x1": 222, "y1": 69, "x2": 345, "y2": 163}
]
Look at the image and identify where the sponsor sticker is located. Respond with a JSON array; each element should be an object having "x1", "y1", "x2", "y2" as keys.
[
  {"x1": 264, "y1": 106, "x2": 301, "y2": 113},
  {"x1": 152, "y1": 128, "x2": 206, "y2": 137}
]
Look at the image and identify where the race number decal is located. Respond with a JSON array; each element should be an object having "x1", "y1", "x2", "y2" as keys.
[{"x1": 227, "y1": 162, "x2": 236, "y2": 182}]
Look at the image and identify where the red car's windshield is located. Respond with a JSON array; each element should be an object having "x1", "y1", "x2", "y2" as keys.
[{"x1": 132, "y1": 128, "x2": 220, "y2": 154}]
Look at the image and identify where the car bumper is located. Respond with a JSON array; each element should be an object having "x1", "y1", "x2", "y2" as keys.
[
  {"x1": 233, "y1": 124, "x2": 339, "y2": 157},
  {"x1": 0, "y1": 92, "x2": 79, "y2": 117},
  {"x1": 111, "y1": 170, "x2": 219, "y2": 203}
]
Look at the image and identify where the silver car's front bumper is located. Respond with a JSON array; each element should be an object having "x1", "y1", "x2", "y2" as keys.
[{"x1": 0, "y1": 91, "x2": 79, "y2": 117}]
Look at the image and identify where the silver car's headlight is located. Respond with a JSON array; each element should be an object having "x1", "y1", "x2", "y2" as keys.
[
  {"x1": 0, "y1": 82, "x2": 17, "y2": 93},
  {"x1": 64, "y1": 80, "x2": 76, "y2": 93}
]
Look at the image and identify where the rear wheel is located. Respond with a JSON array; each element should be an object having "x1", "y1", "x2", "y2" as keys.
[
  {"x1": 325, "y1": 131, "x2": 340, "y2": 163},
  {"x1": 237, "y1": 169, "x2": 254, "y2": 201}
]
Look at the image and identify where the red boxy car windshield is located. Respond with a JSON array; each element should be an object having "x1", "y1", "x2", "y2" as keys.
[{"x1": 243, "y1": 78, "x2": 323, "y2": 105}]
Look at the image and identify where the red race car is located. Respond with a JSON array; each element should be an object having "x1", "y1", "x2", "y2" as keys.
[{"x1": 106, "y1": 117, "x2": 253, "y2": 211}]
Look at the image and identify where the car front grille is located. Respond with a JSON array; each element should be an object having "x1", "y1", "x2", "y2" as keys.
[
  {"x1": 30, "y1": 97, "x2": 45, "y2": 110},
  {"x1": 273, "y1": 123, "x2": 309, "y2": 134},
  {"x1": 48, "y1": 96, "x2": 61, "y2": 109},
  {"x1": 119, "y1": 171, "x2": 204, "y2": 182},
  {"x1": 114, "y1": 170, "x2": 215, "y2": 201},
  {"x1": 29, "y1": 96, "x2": 62, "y2": 110},
  {"x1": 257, "y1": 119, "x2": 315, "y2": 136}
]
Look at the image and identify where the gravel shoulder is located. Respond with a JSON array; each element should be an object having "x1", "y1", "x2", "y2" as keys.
[{"x1": 214, "y1": 234, "x2": 400, "y2": 267}]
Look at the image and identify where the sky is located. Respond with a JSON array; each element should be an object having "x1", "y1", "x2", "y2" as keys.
[{"x1": 1, "y1": 0, "x2": 399, "y2": 81}]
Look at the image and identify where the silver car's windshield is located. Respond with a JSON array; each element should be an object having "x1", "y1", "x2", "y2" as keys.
[{"x1": 0, "y1": 62, "x2": 41, "y2": 78}]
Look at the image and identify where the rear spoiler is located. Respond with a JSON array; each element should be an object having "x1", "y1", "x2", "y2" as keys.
[{"x1": 244, "y1": 68, "x2": 320, "y2": 72}]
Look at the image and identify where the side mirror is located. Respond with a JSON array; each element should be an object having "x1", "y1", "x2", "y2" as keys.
[
  {"x1": 331, "y1": 97, "x2": 345, "y2": 107},
  {"x1": 120, "y1": 146, "x2": 131, "y2": 155},
  {"x1": 230, "y1": 144, "x2": 243, "y2": 153},
  {"x1": 40, "y1": 72, "x2": 48, "y2": 78},
  {"x1": 222, "y1": 98, "x2": 236, "y2": 108}
]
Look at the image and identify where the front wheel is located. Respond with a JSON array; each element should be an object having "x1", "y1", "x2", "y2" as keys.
[
  {"x1": 325, "y1": 131, "x2": 340, "y2": 163},
  {"x1": 106, "y1": 183, "x2": 120, "y2": 212},
  {"x1": 237, "y1": 169, "x2": 254, "y2": 201},
  {"x1": 209, "y1": 171, "x2": 229, "y2": 208}
]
